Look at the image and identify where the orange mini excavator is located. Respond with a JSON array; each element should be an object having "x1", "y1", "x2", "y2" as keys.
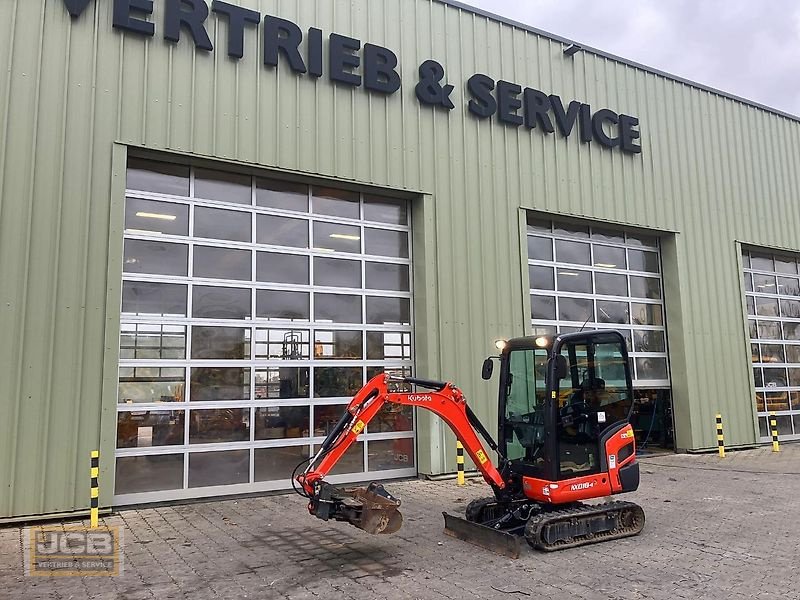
[{"x1": 294, "y1": 330, "x2": 645, "y2": 557}]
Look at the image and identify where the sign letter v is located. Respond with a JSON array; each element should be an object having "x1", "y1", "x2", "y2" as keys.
[{"x1": 63, "y1": 0, "x2": 92, "y2": 19}]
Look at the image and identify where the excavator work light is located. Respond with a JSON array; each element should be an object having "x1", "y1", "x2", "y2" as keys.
[{"x1": 494, "y1": 339, "x2": 508, "y2": 351}]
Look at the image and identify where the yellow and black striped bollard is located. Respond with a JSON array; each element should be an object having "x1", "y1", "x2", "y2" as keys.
[
  {"x1": 90, "y1": 451, "x2": 100, "y2": 528},
  {"x1": 716, "y1": 414, "x2": 725, "y2": 458},
  {"x1": 770, "y1": 413, "x2": 780, "y2": 452},
  {"x1": 456, "y1": 441, "x2": 465, "y2": 486}
]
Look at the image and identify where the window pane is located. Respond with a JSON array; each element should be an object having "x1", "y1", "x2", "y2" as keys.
[
  {"x1": 313, "y1": 441, "x2": 364, "y2": 475},
  {"x1": 255, "y1": 407, "x2": 310, "y2": 439},
  {"x1": 254, "y1": 446, "x2": 310, "y2": 482},
  {"x1": 758, "y1": 321, "x2": 781, "y2": 340},
  {"x1": 193, "y1": 246, "x2": 252, "y2": 281},
  {"x1": 634, "y1": 330, "x2": 666, "y2": 352},
  {"x1": 257, "y1": 214, "x2": 309, "y2": 248},
  {"x1": 125, "y1": 198, "x2": 189, "y2": 236},
  {"x1": 626, "y1": 233, "x2": 658, "y2": 248},
  {"x1": 786, "y1": 344, "x2": 800, "y2": 362},
  {"x1": 127, "y1": 159, "x2": 189, "y2": 196},
  {"x1": 789, "y1": 368, "x2": 800, "y2": 386},
  {"x1": 191, "y1": 327, "x2": 251, "y2": 360},
  {"x1": 595, "y1": 273, "x2": 627, "y2": 297},
  {"x1": 629, "y1": 276, "x2": 662, "y2": 299},
  {"x1": 194, "y1": 207, "x2": 251, "y2": 242},
  {"x1": 749, "y1": 319, "x2": 758, "y2": 338},
  {"x1": 593, "y1": 245, "x2": 626, "y2": 269},
  {"x1": 255, "y1": 368, "x2": 310, "y2": 399},
  {"x1": 312, "y1": 188, "x2": 360, "y2": 219},
  {"x1": 256, "y1": 179, "x2": 309, "y2": 212},
  {"x1": 631, "y1": 303, "x2": 663, "y2": 326},
  {"x1": 555, "y1": 240, "x2": 590, "y2": 265},
  {"x1": 750, "y1": 252, "x2": 774, "y2": 272},
  {"x1": 368, "y1": 404, "x2": 414, "y2": 433},
  {"x1": 256, "y1": 290, "x2": 310, "y2": 321},
  {"x1": 765, "y1": 392, "x2": 790, "y2": 412},
  {"x1": 531, "y1": 295, "x2": 556, "y2": 320},
  {"x1": 364, "y1": 228, "x2": 409, "y2": 258},
  {"x1": 122, "y1": 281, "x2": 187, "y2": 317},
  {"x1": 781, "y1": 299, "x2": 800, "y2": 319},
  {"x1": 124, "y1": 239, "x2": 188, "y2": 277},
  {"x1": 746, "y1": 296, "x2": 755, "y2": 316},
  {"x1": 367, "y1": 366, "x2": 413, "y2": 391},
  {"x1": 366, "y1": 297, "x2": 411, "y2": 325},
  {"x1": 190, "y1": 368, "x2": 251, "y2": 401},
  {"x1": 778, "y1": 277, "x2": 800, "y2": 296},
  {"x1": 557, "y1": 269, "x2": 592, "y2": 293},
  {"x1": 257, "y1": 252, "x2": 309, "y2": 285},
  {"x1": 635, "y1": 358, "x2": 668, "y2": 380},
  {"x1": 526, "y1": 216, "x2": 551, "y2": 233},
  {"x1": 194, "y1": 168, "x2": 251, "y2": 205},
  {"x1": 591, "y1": 228, "x2": 625, "y2": 244},
  {"x1": 193, "y1": 286, "x2": 251, "y2": 320},
  {"x1": 554, "y1": 223, "x2": 589, "y2": 238},
  {"x1": 597, "y1": 301, "x2": 629, "y2": 324},
  {"x1": 368, "y1": 439, "x2": 415, "y2": 471},
  {"x1": 117, "y1": 410, "x2": 185, "y2": 448},
  {"x1": 764, "y1": 367, "x2": 788, "y2": 387},
  {"x1": 314, "y1": 257, "x2": 362, "y2": 288},
  {"x1": 115, "y1": 455, "x2": 184, "y2": 495},
  {"x1": 314, "y1": 222, "x2": 361, "y2": 253},
  {"x1": 363, "y1": 195, "x2": 407, "y2": 225},
  {"x1": 753, "y1": 368, "x2": 763, "y2": 387},
  {"x1": 313, "y1": 330, "x2": 363, "y2": 359},
  {"x1": 315, "y1": 293, "x2": 362, "y2": 323},
  {"x1": 254, "y1": 329, "x2": 311, "y2": 360},
  {"x1": 118, "y1": 367, "x2": 185, "y2": 403},
  {"x1": 314, "y1": 367, "x2": 363, "y2": 397},
  {"x1": 530, "y1": 266, "x2": 555, "y2": 291},
  {"x1": 755, "y1": 297, "x2": 779, "y2": 317},
  {"x1": 753, "y1": 274, "x2": 776, "y2": 291},
  {"x1": 365, "y1": 262, "x2": 410, "y2": 291},
  {"x1": 188, "y1": 450, "x2": 249, "y2": 487},
  {"x1": 527, "y1": 236, "x2": 553, "y2": 261},
  {"x1": 775, "y1": 255, "x2": 797, "y2": 274},
  {"x1": 367, "y1": 331, "x2": 412, "y2": 360},
  {"x1": 559, "y1": 297, "x2": 593, "y2": 322},
  {"x1": 120, "y1": 324, "x2": 186, "y2": 360},
  {"x1": 314, "y1": 405, "x2": 349, "y2": 437},
  {"x1": 189, "y1": 412, "x2": 250, "y2": 444},
  {"x1": 628, "y1": 249, "x2": 659, "y2": 273}
]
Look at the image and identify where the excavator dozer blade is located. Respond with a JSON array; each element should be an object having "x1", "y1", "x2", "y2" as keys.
[{"x1": 442, "y1": 512, "x2": 522, "y2": 559}]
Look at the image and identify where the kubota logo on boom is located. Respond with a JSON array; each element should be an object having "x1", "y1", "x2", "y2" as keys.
[
  {"x1": 407, "y1": 395, "x2": 433, "y2": 402},
  {"x1": 570, "y1": 481, "x2": 596, "y2": 492}
]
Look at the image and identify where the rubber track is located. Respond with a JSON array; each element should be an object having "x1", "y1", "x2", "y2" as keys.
[{"x1": 524, "y1": 501, "x2": 645, "y2": 552}]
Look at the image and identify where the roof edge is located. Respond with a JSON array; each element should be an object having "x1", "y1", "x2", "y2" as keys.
[{"x1": 435, "y1": 0, "x2": 800, "y2": 124}]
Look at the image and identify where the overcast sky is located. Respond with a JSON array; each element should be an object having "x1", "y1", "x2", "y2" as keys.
[{"x1": 464, "y1": 0, "x2": 800, "y2": 116}]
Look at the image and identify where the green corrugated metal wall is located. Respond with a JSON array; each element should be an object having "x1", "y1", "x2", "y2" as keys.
[{"x1": 1, "y1": 0, "x2": 798, "y2": 518}]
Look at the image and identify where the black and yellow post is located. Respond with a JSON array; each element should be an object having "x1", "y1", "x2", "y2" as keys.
[
  {"x1": 456, "y1": 441, "x2": 465, "y2": 486},
  {"x1": 770, "y1": 413, "x2": 780, "y2": 452},
  {"x1": 716, "y1": 414, "x2": 725, "y2": 458},
  {"x1": 90, "y1": 451, "x2": 100, "y2": 528}
]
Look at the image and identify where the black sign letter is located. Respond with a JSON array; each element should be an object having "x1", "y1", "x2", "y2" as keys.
[
  {"x1": 264, "y1": 16, "x2": 307, "y2": 74},
  {"x1": 164, "y1": 0, "x2": 213, "y2": 51},
  {"x1": 579, "y1": 104, "x2": 593, "y2": 143},
  {"x1": 62, "y1": 0, "x2": 92, "y2": 18},
  {"x1": 308, "y1": 28, "x2": 323, "y2": 78},
  {"x1": 467, "y1": 74, "x2": 496, "y2": 118},
  {"x1": 592, "y1": 109, "x2": 621, "y2": 148},
  {"x1": 619, "y1": 114, "x2": 642, "y2": 154},
  {"x1": 497, "y1": 81, "x2": 523, "y2": 126},
  {"x1": 364, "y1": 44, "x2": 401, "y2": 94},
  {"x1": 211, "y1": 1, "x2": 260, "y2": 59},
  {"x1": 550, "y1": 96, "x2": 581, "y2": 137},
  {"x1": 113, "y1": 0, "x2": 154, "y2": 37},
  {"x1": 330, "y1": 34, "x2": 362, "y2": 86},
  {"x1": 523, "y1": 89, "x2": 554, "y2": 133}
]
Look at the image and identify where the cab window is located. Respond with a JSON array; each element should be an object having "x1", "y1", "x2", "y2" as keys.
[{"x1": 503, "y1": 349, "x2": 548, "y2": 464}]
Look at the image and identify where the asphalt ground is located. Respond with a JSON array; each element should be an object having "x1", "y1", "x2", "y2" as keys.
[{"x1": 2, "y1": 445, "x2": 799, "y2": 599}]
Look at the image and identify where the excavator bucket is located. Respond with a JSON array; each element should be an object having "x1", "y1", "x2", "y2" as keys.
[
  {"x1": 314, "y1": 482, "x2": 403, "y2": 534},
  {"x1": 442, "y1": 512, "x2": 522, "y2": 559}
]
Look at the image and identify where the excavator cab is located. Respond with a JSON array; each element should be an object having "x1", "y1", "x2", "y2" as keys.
[{"x1": 495, "y1": 331, "x2": 635, "y2": 490}]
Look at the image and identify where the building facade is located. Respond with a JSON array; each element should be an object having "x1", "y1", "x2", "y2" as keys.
[{"x1": 2, "y1": 0, "x2": 798, "y2": 520}]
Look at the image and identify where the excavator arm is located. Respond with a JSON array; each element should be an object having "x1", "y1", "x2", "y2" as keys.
[{"x1": 295, "y1": 374, "x2": 506, "y2": 534}]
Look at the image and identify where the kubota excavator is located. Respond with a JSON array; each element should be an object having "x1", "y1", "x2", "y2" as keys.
[{"x1": 294, "y1": 330, "x2": 645, "y2": 557}]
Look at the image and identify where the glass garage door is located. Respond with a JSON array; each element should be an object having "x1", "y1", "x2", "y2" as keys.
[
  {"x1": 114, "y1": 158, "x2": 415, "y2": 504},
  {"x1": 526, "y1": 217, "x2": 671, "y2": 389},
  {"x1": 742, "y1": 248, "x2": 800, "y2": 442}
]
